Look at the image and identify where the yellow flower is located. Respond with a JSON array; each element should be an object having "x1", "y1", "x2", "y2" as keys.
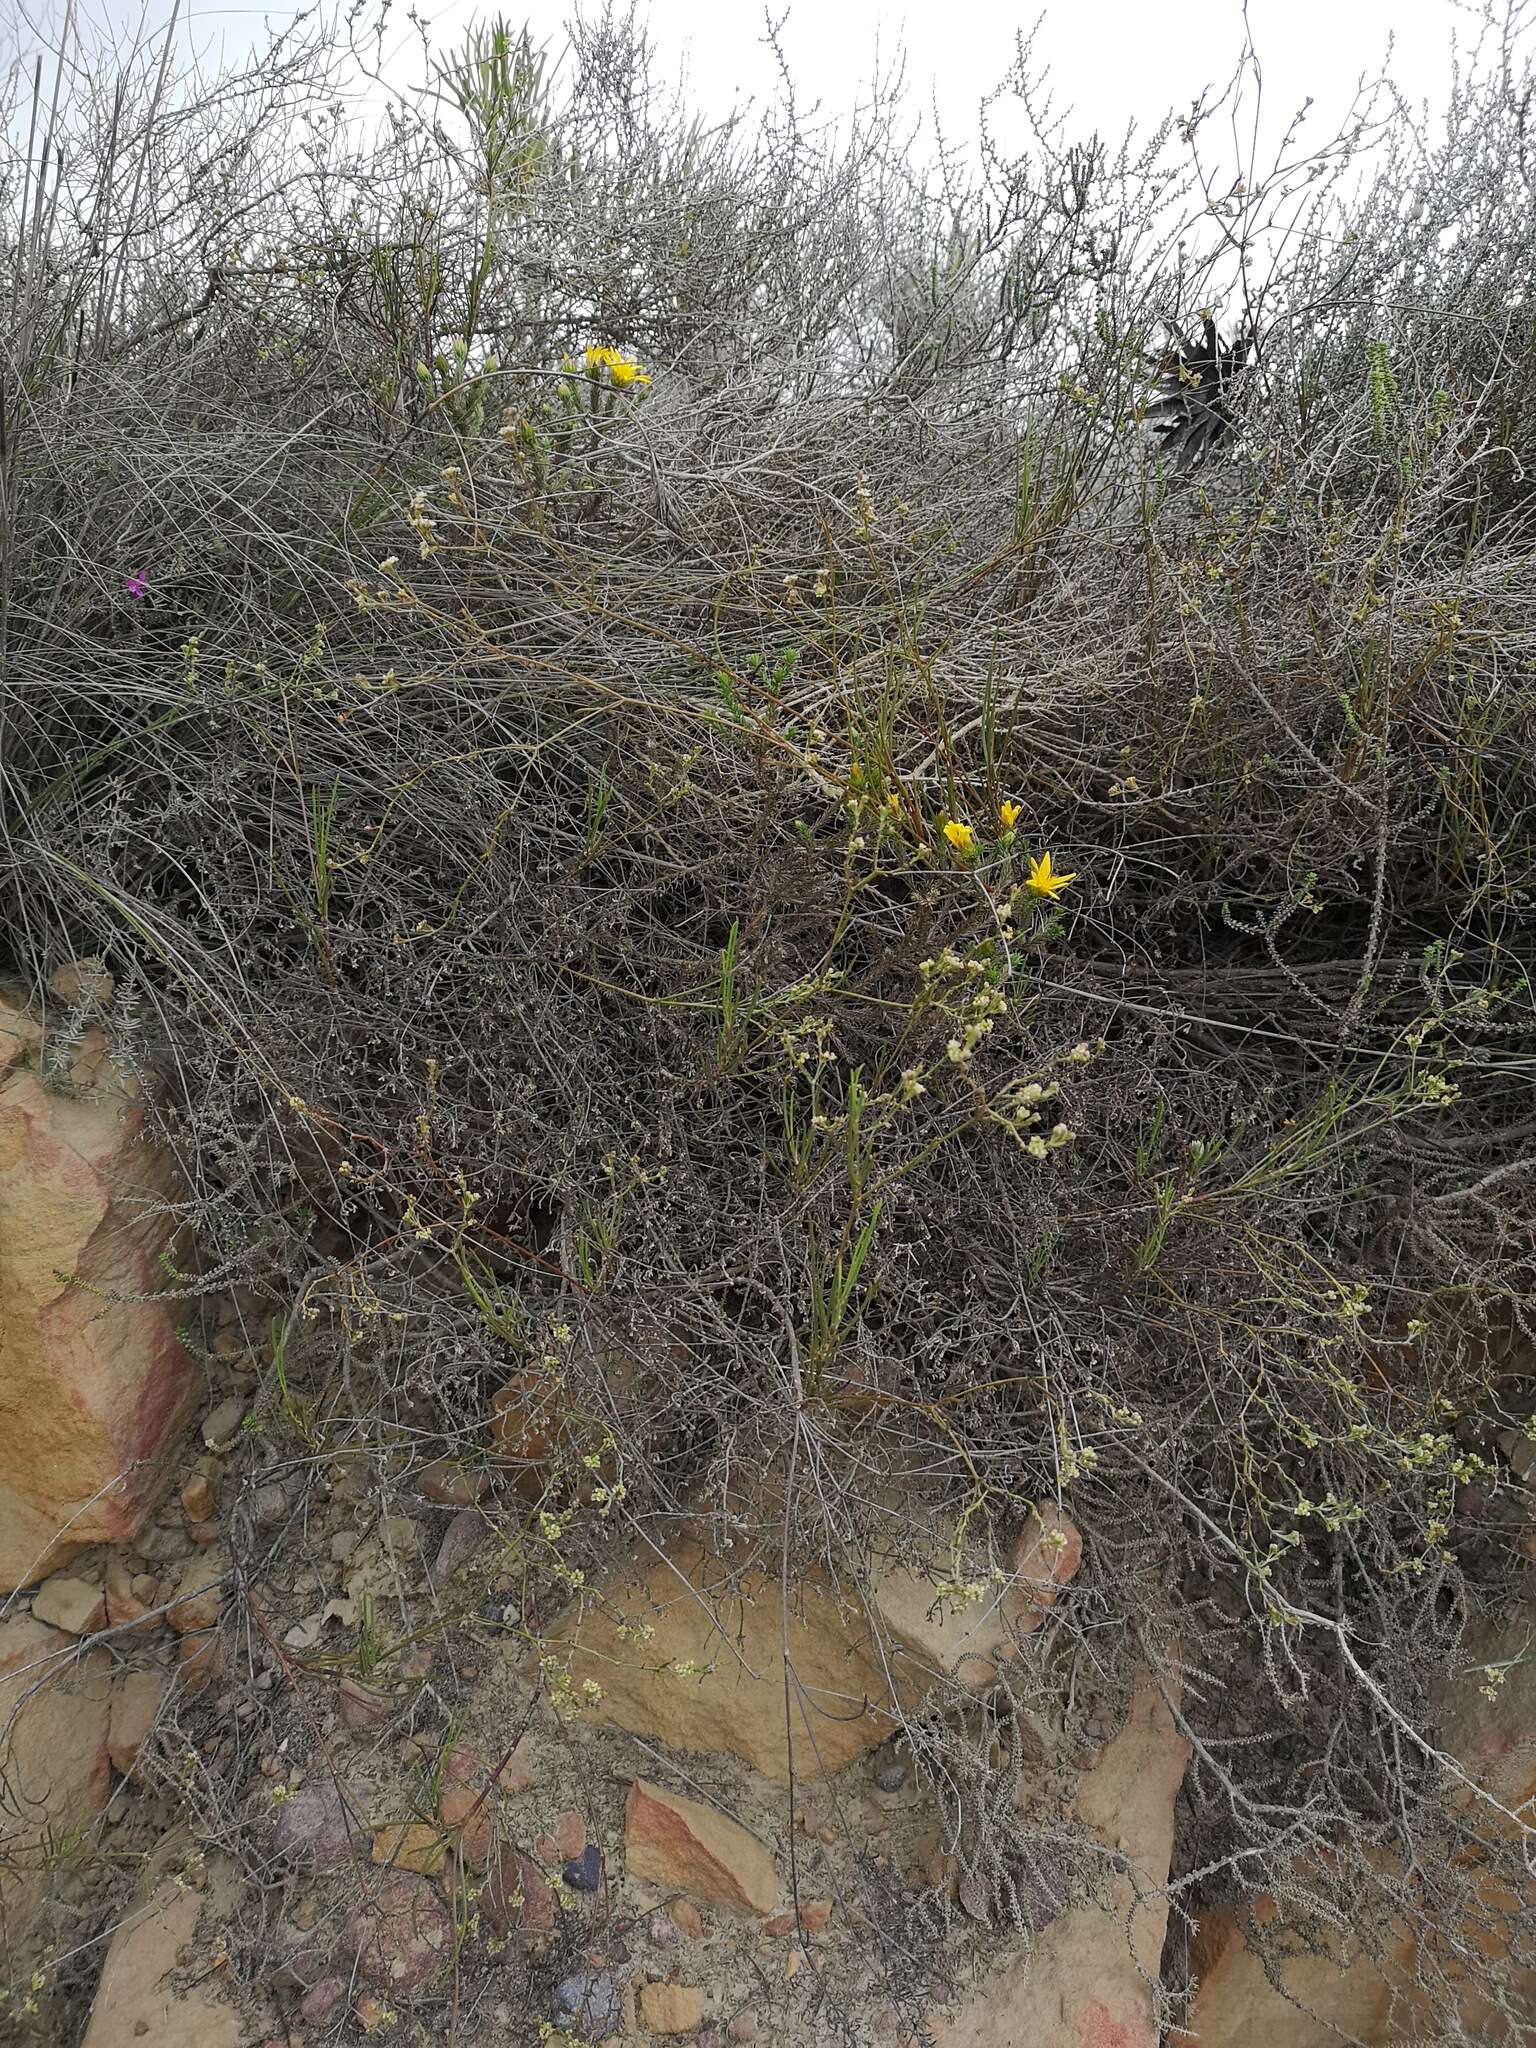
[
  {"x1": 999, "y1": 799, "x2": 1023, "y2": 832},
  {"x1": 1024, "y1": 851, "x2": 1076, "y2": 899},
  {"x1": 942, "y1": 818, "x2": 977, "y2": 856},
  {"x1": 608, "y1": 359, "x2": 652, "y2": 388},
  {"x1": 584, "y1": 344, "x2": 620, "y2": 372}
]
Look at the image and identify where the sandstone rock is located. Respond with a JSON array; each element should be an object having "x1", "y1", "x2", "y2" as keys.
[
  {"x1": 0, "y1": 1616, "x2": 111, "y2": 1941},
  {"x1": 0, "y1": 989, "x2": 43, "y2": 1073},
  {"x1": 554, "y1": 1537, "x2": 905, "y2": 1778},
  {"x1": 638, "y1": 1981, "x2": 706, "y2": 2034},
  {"x1": 174, "y1": 1628, "x2": 221, "y2": 1694},
  {"x1": 625, "y1": 1780, "x2": 778, "y2": 1917},
  {"x1": 79, "y1": 1872, "x2": 238, "y2": 2048},
  {"x1": 165, "y1": 1551, "x2": 225, "y2": 1633},
  {"x1": 764, "y1": 1897, "x2": 833, "y2": 1936},
  {"x1": 180, "y1": 1472, "x2": 217, "y2": 1523},
  {"x1": 108, "y1": 1668, "x2": 169, "y2": 1773},
  {"x1": 200, "y1": 1396, "x2": 247, "y2": 1451},
  {"x1": 416, "y1": 1458, "x2": 488, "y2": 1507},
  {"x1": 0, "y1": 1057, "x2": 196, "y2": 1589},
  {"x1": 483, "y1": 1843, "x2": 558, "y2": 1936},
  {"x1": 440, "y1": 1782, "x2": 494, "y2": 1868},
  {"x1": 1181, "y1": 1605, "x2": 1536, "y2": 2047},
  {"x1": 490, "y1": 1366, "x2": 567, "y2": 1470},
  {"x1": 49, "y1": 959, "x2": 115, "y2": 1007},
  {"x1": 870, "y1": 1507, "x2": 1082, "y2": 1697},
  {"x1": 343, "y1": 1871, "x2": 453, "y2": 1990},
  {"x1": 104, "y1": 1554, "x2": 157, "y2": 1632},
  {"x1": 30, "y1": 1571, "x2": 107, "y2": 1636},
  {"x1": 372, "y1": 1822, "x2": 449, "y2": 1875},
  {"x1": 1171, "y1": 1899, "x2": 1400, "y2": 2048},
  {"x1": 931, "y1": 1669, "x2": 1190, "y2": 2048},
  {"x1": 670, "y1": 1897, "x2": 704, "y2": 1939}
]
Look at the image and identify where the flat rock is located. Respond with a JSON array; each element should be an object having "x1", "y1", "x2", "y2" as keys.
[
  {"x1": 483, "y1": 1844, "x2": 558, "y2": 1936},
  {"x1": 625, "y1": 1780, "x2": 777, "y2": 1918},
  {"x1": 930, "y1": 1670, "x2": 1190, "y2": 2048},
  {"x1": 30, "y1": 1572, "x2": 107, "y2": 1635},
  {"x1": 273, "y1": 1778, "x2": 370, "y2": 1868},
  {"x1": 0, "y1": 1615, "x2": 111, "y2": 1941},
  {"x1": 638, "y1": 1981, "x2": 706, "y2": 2034},
  {"x1": 166, "y1": 1551, "x2": 225, "y2": 1634},
  {"x1": 343, "y1": 1871, "x2": 453, "y2": 1990},
  {"x1": 80, "y1": 1873, "x2": 237, "y2": 2048},
  {"x1": 551, "y1": 1968, "x2": 623, "y2": 2042},
  {"x1": 553, "y1": 1537, "x2": 904, "y2": 1779},
  {"x1": 108, "y1": 1668, "x2": 169, "y2": 1773}
]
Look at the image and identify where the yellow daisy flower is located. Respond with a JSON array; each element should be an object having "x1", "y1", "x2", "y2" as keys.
[{"x1": 1024, "y1": 851, "x2": 1076, "y2": 899}]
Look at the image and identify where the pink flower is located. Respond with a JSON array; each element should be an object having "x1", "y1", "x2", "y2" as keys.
[{"x1": 124, "y1": 572, "x2": 148, "y2": 598}]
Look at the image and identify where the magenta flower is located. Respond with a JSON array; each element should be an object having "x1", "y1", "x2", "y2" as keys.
[{"x1": 124, "y1": 572, "x2": 149, "y2": 599}]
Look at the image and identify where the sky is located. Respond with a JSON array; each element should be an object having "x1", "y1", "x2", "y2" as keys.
[{"x1": 3, "y1": 0, "x2": 1478, "y2": 158}]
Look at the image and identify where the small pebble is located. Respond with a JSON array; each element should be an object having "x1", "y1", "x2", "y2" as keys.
[
  {"x1": 670, "y1": 1898, "x2": 704, "y2": 1939},
  {"x1": 876, "y1": 1763, "x2": 906, "y2": 1792},
  {"x1": 562, "y1": 1843, "x2": 602, "y2": 1892},
  {"x1": 648, "y1": 1910, "x2": 680, "y2": 1949},
  {"x1": 727, "y1": 2017, "x2": 760, "y2": 2042}
]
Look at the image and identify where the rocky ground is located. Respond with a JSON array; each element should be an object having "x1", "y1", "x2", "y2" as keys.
[{"x1": 3, "y1": 973, "x2": 1534, "y2": 2048}]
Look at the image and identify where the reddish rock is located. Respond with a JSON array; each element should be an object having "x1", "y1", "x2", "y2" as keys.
[
  {"x1": 483, "y1": 1844, "x2": 558, "y2": 1936},
  {"x1": 440, "y1": 1783, "x2": 494, "y2": 1868},
  {"x1": 625, "y1": 1780, "x2": 778, "y2": 1917},
  {"x1": 489, "y1": 1369, "x2": 568, "y2": 1495},
  {"x1": 764, "y1": 1898, "x2": 833, "y2": 1936},
  {"x1": 554, "y1": 1537, "x2": 906, "y2": 1779},
  {"x1": 670, "y1": 1897, "x2": 704, "y2": 1939},
  {"x1": 339, "y1": 1674, "x2": 395, "y2": 1734},
  {"x1": 553, "y1": 1807, "x2": 586, "y2": 1858},
  {"x1": 343, "y1": 1872, "x2": 453, "y2": 1990},
  {"x1": 0, "y1": 1047, "x2": 197, "y2": 1589},
  {"x1": 930, "y1": 1670, "x2": 1189, "y2": 2048},
  {"x1": 175, "y1": 1629, "x2": 220, "y2": 1694},
  {"x1": 416, "y1": 1458, "x2": 488, "y2": 1507},
  {"x1": 299, "y1": 1977, "x2": 347, "y2": 2022},
  {"x1": 872, "y1": 1505, "x2": 1083, "y2": 1697}
]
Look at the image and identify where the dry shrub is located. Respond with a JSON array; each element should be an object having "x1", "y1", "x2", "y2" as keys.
[{"x1": 2, "y1": 4, "x2": 1535, "y2": 2039}]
